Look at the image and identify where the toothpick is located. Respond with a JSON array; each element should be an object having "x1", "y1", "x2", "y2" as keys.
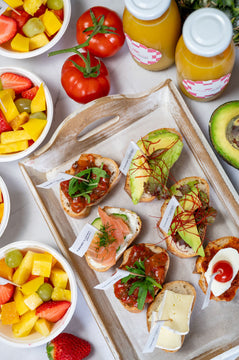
[{"x1": 0, "y1": 98, "x2": 7, "y2": 113}]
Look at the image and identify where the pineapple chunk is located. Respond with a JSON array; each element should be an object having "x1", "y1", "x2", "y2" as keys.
[
  {"x1": 0, "y1": 89, "x2": 15, "y2": 100},
  {"x1": 0, "y1": 92, "x2": 19, "y2": 122},
  {"x1": 50, "y1": 267, "x2": 68, "y2": 289},
  {"x1": 0, "y1": 203, "x2": 4, "y2": 222},
  {"x1": 11, "y1": 33, "x2": 30, "y2": 52},
  {"x1": 32, "y1": 253, "x2": 52, "y2": 277},
  {"x1": 0, "y1": 258, "x2": 13, "y2": 280},
  {"x1": 12, "y1": 310, "x2": 38, "y2": 337},
  {"x1": 24, "y1": 292, "x2": 43, "y2": 310},
  {"x1": 1, "y1": 129, "x2": 32, "y2": 144},
  {"x1": 29, "y1": 33, "x2": 49, "y2": 50},
  {"x1": 41, "y1": 10, "x2": 62, "y2": 36},
  {"x1": 14, "y1": 287, "x2": 29, "y2": 316},
  {"x1": 23, "y1": 0, "x2": 44, "y2": 16},
  {"x1": 0, "y1": 140, "x2": 29, "y2": 154},
  {"x1": 12, "y1": 251, "x2": 35, "y2": 285},
  {"x1": 1, "y1": 301, "x2": 19, "y2": 325},
  {"x1": 30, "y1": 83, "x2": 46, "y2": 113},
  {"x1": 9, "y1": 112, "x2": 29, "y2": 131},
  {"x1": 51, "y1": 287, "x2": 71, "y2": 301},
  {"x1": 22, "y1": 118, "x2": 47, "y2": 142},
  {"x1": 20, "y1": 276, "x2": 44, "y2": 296},
  {"x1": 4, "y1": 0, "x2": 23, "y2": 8},
  {"x1": 34, "y1": 318, "x2": 51, "y2": 336}
]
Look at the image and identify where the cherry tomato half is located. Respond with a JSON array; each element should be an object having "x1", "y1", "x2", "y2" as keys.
[
  {"x1": 212, "y1": 260, "x2": 233, "y2": 283},
  {"x1": 76, "y1": 6, "x2": 125, "y2": 58},
  {"x1": 61, "y1": 53, "x2": 110, "y2": 104}
]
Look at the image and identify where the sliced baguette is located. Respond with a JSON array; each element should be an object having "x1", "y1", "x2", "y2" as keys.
[
  {"x1": 159, "y1": 176, "x2": 211, "y2": 258},
  {"x1": 85, "y1": 206, "x2": 142, "y2": 272},
  {"x1": 114, "y1": 243, "x2": 170, "y2": 313},
  {"x1": 196, "y1": 236, "x2": 239, "y2": 302},
  {"x1": 60, "y1": 154, "x2": 120, "y2": 218},
  {"x1": 147, "y1": 281, "x2": 196, "y2": 352}
]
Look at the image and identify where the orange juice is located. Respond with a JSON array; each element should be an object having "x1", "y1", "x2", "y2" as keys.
[
  {"x1": 123, "y1": 0, "x2": 181, "y2": 71},
  {"x1": 175, "y1": 8, "x2": 235, "y2": 101}
]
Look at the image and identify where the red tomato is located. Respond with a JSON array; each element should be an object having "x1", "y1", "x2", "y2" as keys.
[
  {"x1": 212, "y1": 260, "x2": 233, "y2": 283},
  {"x1": 76, "y1": 6, "x2": 125, "y2": 58},
  {"x1": 61, "y1": 53, "x2": 110, "y2": 104}
]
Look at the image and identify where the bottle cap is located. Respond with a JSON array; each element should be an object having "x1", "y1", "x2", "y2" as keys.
[
  {"x1": 183, "y1": 8, "x2": 233, "y2": 57},
  {"x1": 124, "y1": 0, "x2": 171, "y2": 21}
]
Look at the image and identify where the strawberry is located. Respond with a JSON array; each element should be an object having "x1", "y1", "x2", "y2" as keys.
[
  {"x1": 36, "y1": 300, "x2": 71, "y2": 323},
  {"x1": 21, "y1": 86, "x2": 39, "y2": 100},
  {"x1": 34, "y1": 4, "x2": 47, "y2": 17},
  {"x1": 0, "y1": 283, "x2": 15, "y2": 305},
  {"x1": 0, "y1": 15, "x2": 17, "y2": 45},
  {"x1": 0, "y1": 110, "x2": 12, "y2": 135},
  {"x1": 0, "y1": 73, "x2": 33, "y2": 94},
  {"x1": 46, "y1": 333, "x2": 91, "y2": 360},
  {"x1": 10, "y1": 10, "x2": 30, "y2": 30},
  {"x1": 53, "y1": 9, "x2": 64, "y2": 21}
]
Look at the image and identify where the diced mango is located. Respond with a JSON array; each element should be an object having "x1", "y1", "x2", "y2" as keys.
[
  {"x1": 0, "y1": 258, "x2": 13, "y2": 280},
  {"x1": 51, "y1": 287, "x2": 71, "y2": 301},
  {"x1": 0, "y1": 140, "x2": 29, "y2": 154},
  {"x1": 9, "y1": 112, "x2": 29, "y2": 131},
  {"x1": 1, "y1": 129, "x2": 32, "y2": 144},
  {"x1": 30, "y1": 83, "x2": 46, "y2": 113},
  {"x1": 0, "y1": 189, "x2": 2, "y2": 202},
  {"x1": 34, "y1": 318, "x2": 51, "y2": 336},
  {"x1": 1, "y1": 301, "x2": 19, "y2": 325},
  {"x1": 50, "y1": 268, "x2": 68, "y2": 289},
  {"x1": 23, "y1": 0, "x2": 44, "y2": 16},
  {"x1": 29, "y1": 33, "x2": 49, "y2": 51},
  {"x1": 24, "y1": 292, "x2": 43, "y2": 310},
  {"x1": 11, "y1": 33, "x2": 30, "y2": 52},
  {"x1": 12, "y1": 251, "x2": 35, "y2": 285},
  {"x1": 12, "y1": 310, "x2": 38, "y2": 337},
  {"x1": 20, "y1": 276, "x2": 44, "y2": 296},
  {"x1": 14, "y1": 287, "x2": 29, "y2": 315},
  {"x1": 0, "y1": 203, "x2": 4, "y2": 222},
  {"x1": 4, "y1": 0, "x2": 23, "y2": 8},
  {"x1": 41, "y1": 9, "x2": 62, "y2": 36},
  {"x1": 0, "y1": 89, "x2": 15, "y2": 100},
  {"x1": 32, "y1": 253, "x2": 52, "y2": 277},
  {"x1": 22, "y1": 118, "x2": 47, "y2": 142},
  {"x1": 0, "y1": 92, "x2": 19, "y2": 122}
]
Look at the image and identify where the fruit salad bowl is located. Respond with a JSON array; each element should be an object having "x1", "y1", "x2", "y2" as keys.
[
  {"x1": 0, "y1": 240, "x2": 77, "y2": 348},
  {"x1": 0, "y1": 66, "x2": 53, "y2": 162},
  {"x1": 0, "y1": 0, "x2": 71, "y2": 59},
  {"x1": 0, "y1": 176, "x2": 10, "y2": 238}
]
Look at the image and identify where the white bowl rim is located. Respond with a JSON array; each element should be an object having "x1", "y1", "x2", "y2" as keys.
[
  {"x1": 0, "y1": 240, "x2": 77, "y2": 348},
  {"x1": 0, "y1": 66, "x2": 53, "y2": 162},
  {"x1": 0, "y1": 0, "x2": 71, "y2": 59},
  {"x1": 0, "y1": 176, "x2": 10, "y2": 238}
]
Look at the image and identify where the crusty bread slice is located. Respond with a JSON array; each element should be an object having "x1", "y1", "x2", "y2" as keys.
[
  {"x1": 60, "y1": 154, "x2": 120, "y2": 218},
  {"x1": 160, "y1": 176, "x2": 210, "y2": 258},
  {"x1": 124, "y1": 128, "x2": 183, "y2": 203},
  {"x1": 85, "y1": 206, "x2": 142, "y2": 272},
  {"x1": 196, "y1": 236, "x2": 239, "y2": 301},
  {"x1": 115, "y1": 243, "x2": 170, "y2": 313},
  {"x1": 147, "y1": 281, "x2": 196, "y2": 352}
]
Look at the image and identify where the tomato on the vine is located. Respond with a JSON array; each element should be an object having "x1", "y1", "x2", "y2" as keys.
[
  {"x1": 76, "y1": 6, "x2": 125, "y2": 58},
  {"x1": 61, "y1": 52, "x2": 110, "y2": 104}
]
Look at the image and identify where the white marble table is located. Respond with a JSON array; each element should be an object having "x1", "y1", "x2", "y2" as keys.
[{"x1": 0, "y1": 0, "x2": 238, "y2": 359}]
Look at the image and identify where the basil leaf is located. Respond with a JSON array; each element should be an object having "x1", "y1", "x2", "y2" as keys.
[{"x1": 137, "y1": 285, "x2": 148, "y2": 310}]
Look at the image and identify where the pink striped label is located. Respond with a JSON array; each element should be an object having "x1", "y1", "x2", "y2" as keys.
[
  {"x1": 182, "y1": 74, "x2": 231, "y2": 99},
  {"x1": 125, "y1": 33, "x2": 162, "y2": 65}
]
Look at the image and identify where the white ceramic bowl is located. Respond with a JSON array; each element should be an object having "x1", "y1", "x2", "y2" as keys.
[
  {"x1": 0, "y1": 0, "x2": 71, "y2": 59},
  {"x1": 0, "y1": 67, "x2": 53, "y2": 162},
  {"x1": 0, "y1": 240, "x2": 77, "y2": 348},
  {"x1": 0, "y1": 176, "x2": 10, "y2": 237}
]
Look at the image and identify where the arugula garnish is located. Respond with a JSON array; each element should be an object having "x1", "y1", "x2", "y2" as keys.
[
  {"x1": 68, "y1": 165, "x2": 109, "y2": 202},
  {"x1": 121, "y1": 260, "x2": 162, "y2": 310}
]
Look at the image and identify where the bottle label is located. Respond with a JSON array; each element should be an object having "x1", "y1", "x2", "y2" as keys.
[
  {"x1": 125, "y1": 34, "x2": 162, "y2": 65},
  {"x1": 182, "y1": 74, "x2": 231, "y2": 99}
]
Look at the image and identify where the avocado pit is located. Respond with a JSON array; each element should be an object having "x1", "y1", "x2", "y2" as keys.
[{"x1": 226, "y1": 116, "x2": 239, "y2": 150}]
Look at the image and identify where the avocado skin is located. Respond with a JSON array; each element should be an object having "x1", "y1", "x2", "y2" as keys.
[{"x1": 209, "y1": 101, "x2": 239, "y2": 169}]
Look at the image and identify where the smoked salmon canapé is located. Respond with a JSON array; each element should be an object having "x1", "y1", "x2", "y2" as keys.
[
  {"x1": 85, "y1": 206, "x2": 142, "y2": 272},
  {"x1": 60, "y1": 154, "x2": 120, "y2": 219}
]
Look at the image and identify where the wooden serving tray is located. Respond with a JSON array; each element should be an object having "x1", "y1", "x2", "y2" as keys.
[{"x1": 19, "y1": 79, "x2": 239, "y2": 360}]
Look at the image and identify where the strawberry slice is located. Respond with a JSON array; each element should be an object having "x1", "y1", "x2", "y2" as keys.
[
  {"x1": 0, "y1": 73, "x2": 33, "y2": 94},
  {"x1": 34, "y1": 4, "x2": 47, "y2": 17},
  {"x1": 0, "y1": 15, "x2": 17, "y2": 45},
  {"x1": 0, "y1": 110, "x2": 12, "y2": 135},
  {"x1": 10, "y1": 9, "x2": 30, "y2": 30},
  {"x1": 21, "y1": 86, "x2": 39, "y2": 100},
  {"x1": 0, "y1": 283, "x2": 15, "y2": 305},
  {"x1": 36, "y1": 300, "x2": 71, "y2": 323},
  {"x1": 53, "y1": 9, "x2": 64, "y2": 21}
]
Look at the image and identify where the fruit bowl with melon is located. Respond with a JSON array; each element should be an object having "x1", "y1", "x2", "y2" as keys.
[
  {"x1": 0, "y1": 176, "x2": 10, "y2": 237},
  {"x1": 0, "y1": 241, "x2": 77, "y2": 347},
  {"x1": 0, "y1": 0, "x2": 71, "y2": 59},
  {"x1": 0, "y1": 67, "x2": 53, "y2": 162}
]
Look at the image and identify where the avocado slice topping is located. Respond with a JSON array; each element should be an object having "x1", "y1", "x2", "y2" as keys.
[
  {"x1": 129, "y1": 129, "x2": 183, "y2": 204},
  {"x1": 209, "y1": 101, "x2": 239, "y2": 169}
]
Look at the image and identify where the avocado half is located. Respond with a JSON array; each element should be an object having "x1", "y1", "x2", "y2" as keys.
[{"x1": 209, "y1": 101, "x2": 239, "y2": 169}]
